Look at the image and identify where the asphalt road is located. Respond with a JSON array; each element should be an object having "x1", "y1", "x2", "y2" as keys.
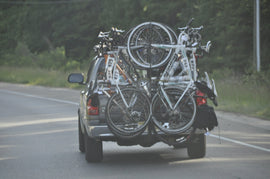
[{"x1": 0, "y1": 82, "x2": 269, "y2": 179}]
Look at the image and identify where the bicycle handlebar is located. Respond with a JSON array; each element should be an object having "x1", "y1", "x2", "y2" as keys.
[
  {"x1": 178, "y1": 25, "x2": 203, "y2": 32},
  {"x1": 111, "y1": 27, "x2": 125, "y2": 33},
  {"x1": 98, "y1": 27, "x2": 125, "y2": 39},
  {"x1": 98, "y1": 31, "x2": 110, "y2": 38},
  {"x1": 200, "y1": 41, "x2": 211, "y2": 53},
  {"x1": 192, "y1": 25, "x2": 203, "y2": 31}
]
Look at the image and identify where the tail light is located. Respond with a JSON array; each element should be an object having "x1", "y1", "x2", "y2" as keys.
[
  {"x1": 196, "y1": 90, "x2": 207, "y2": 106},
  {"x1": 87, "y1": 98, "x2": 99, "y2": 115}
]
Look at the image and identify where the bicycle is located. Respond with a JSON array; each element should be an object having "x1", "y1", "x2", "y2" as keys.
[
  {"x1": 95, "y1": 20, "x2": 217, "y2": 139},
  {"x1": 94, "y1": 30, "x2": 152, "y2": 138},
  {"x1": 126, "y1": 19, "x2": 216, "y2": 135},
  {"x1": 100, "y1": 49, "x2": 152, "y2": 139}
]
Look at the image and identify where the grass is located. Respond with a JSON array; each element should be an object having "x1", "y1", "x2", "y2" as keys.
[
  {"x1": 0, "y1": 66, "x2": 81, "y2": 88},
  {"x1": 0, "y1": 66, "x2": 269, "y2": 119},
  {"x1": 215, "y1": 79, "x2": 270, "y2": 119},
  {"x1": 212, "y1": 69, "x2": 270, "y2": 120}
]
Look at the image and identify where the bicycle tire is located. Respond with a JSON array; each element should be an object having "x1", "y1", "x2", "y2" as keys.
[
  {"x1": 127, "y1": 22, "x2": 174, "y2": 69},
  {"x1": 106, "y1": 88, "x2": 151, "y2": 138},
  {"x1": 161, "y1": 23, "x2": 177, "y2": 44},
  {"x1": 152, "y1": 87, "x2": 196, "y2": 134}
]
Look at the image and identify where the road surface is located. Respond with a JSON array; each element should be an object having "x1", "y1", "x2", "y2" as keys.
[{"x1": 0, "y1": 82, "x2": 269, "y2": 179}]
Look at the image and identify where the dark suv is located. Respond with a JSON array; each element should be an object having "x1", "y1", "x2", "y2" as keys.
[{"x1": 68, "y1": 56, "x2": 207, "y2": 163}]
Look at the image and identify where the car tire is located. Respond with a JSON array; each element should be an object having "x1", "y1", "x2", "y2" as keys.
[
  {"x1": 78, "y1": 114, "x2": 85, "y2": 153},
  {"x1": 84, "y1": 134, "x2": 103, "y2": 163},
  {"x1": 187, "y1": 134, "x2": 206, "y2": 158}
]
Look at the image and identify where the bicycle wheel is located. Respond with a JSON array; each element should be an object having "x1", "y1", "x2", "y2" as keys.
[
  {"x1": 106, "y1": 88, "x2": 151, "y2": 138},
  {"x1": 162, "y1": 23, "x2": 177, "y2": 44},
  {"x1": 127, "y1": 22, "x2": 174, "y2": 69},
  {"x1": 152, "y1": 87, "x2": 196, "y2": 134}
]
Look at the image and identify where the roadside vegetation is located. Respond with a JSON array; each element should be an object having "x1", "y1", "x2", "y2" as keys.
[
  {"x1": 0, "y1": 62, "x2": 269, "y2": 120},
  {"x1": 212, "y1": 69, "x2": 270, "y2": 119},
  {"x1": 0, "y1": 0, "x2": 269, "y2": 119}
]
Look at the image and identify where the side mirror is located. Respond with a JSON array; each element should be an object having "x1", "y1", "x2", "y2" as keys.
[{"x1": 68, "y1": 73, "x2": 84, "y2": 84}]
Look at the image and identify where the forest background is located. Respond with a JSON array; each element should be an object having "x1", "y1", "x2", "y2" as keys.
[{"x1": 0, "y1": 0, "x2": 269, "y2": 118}]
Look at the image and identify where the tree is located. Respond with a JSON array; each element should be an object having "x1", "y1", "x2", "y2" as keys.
[{"x1": 0, "y1": 0, "x2": 269, "y2": 72}]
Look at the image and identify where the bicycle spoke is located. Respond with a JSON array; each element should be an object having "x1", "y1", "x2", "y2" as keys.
[
  {"x1": 127, "y1": 22, "x2": 173, "y2": 68},
  {"x1": 106, "y1": 88, "x2": 151, "y2": 138},
  {"x1": 152, "y1": 87, "x2": 196, "y2": 134},
  {"x1": 128, "y1": 92, "x2": 138, "y2": 108}
]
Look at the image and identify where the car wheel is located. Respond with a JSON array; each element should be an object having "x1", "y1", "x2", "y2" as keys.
[
  {"x1": 84, "y1": 134, "x2": 103, "y2": 163},
  {"x1": 78, "y1": 114, "x2": 85, "y2": 152},
  {"x1": 187, "y1": 134, "x2": 206, "y2": 158}
]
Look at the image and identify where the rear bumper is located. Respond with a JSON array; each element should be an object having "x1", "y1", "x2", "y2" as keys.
[{"x1": 85, "y1": 120, "x2": 206, "y2": 140}]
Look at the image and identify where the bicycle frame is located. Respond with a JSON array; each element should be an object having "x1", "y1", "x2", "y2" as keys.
[
  {"x1": 100, "y1": 47, "x2": 147, "y2": 113},
  {"x1": 158, "y1": 81, "x2": 193, "y2": 111},
  {"x1": 150, "y1": 43, "x2": 198, "y2": 111}
]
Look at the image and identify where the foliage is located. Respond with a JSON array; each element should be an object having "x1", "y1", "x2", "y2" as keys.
[
  {"x1": 0, "y1": 42, "x2": 82, "y2": 71},
  {"x1": 0, "y1": 0, "x2": 269, "y2": 73},
  {"x1": 0, "y1": 0, "x2": 269, "y2": 119}
]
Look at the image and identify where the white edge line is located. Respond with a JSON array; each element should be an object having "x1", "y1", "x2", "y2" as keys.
[
  {"x1": 1, "y1": 89, "x2": 270, "y2": 153},
  {"x1": 209, "y1": 134, "x2": 270, "y2": 153}
]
